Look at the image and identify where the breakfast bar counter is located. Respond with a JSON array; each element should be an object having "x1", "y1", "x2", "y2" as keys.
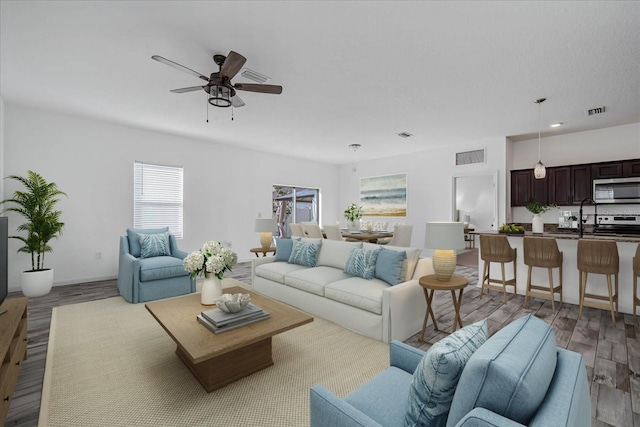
[{"x1": 472, "y1": 230, "x2": 640, "y2": 315}]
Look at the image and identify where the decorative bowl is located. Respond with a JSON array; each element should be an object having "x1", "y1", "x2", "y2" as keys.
[{"x1": 215, "y1": 293, "x2": 251, "y2": 313}]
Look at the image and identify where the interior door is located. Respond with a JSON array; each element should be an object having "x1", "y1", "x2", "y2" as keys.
[{"x1": 453, "y1": 173, "x2": 497, "y2": 232}]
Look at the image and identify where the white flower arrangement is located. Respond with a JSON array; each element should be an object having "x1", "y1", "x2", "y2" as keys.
[
  {"x1": 183, "y1": 241, "x2": 238, "y2": 280},
  {"x1": 343, "y1": 203, "x2": 363, "y2": 222}
]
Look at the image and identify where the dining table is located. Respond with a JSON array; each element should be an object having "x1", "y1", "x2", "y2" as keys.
[{"x1": 341, "y1": 231, "x2": 393, "y2": 243}]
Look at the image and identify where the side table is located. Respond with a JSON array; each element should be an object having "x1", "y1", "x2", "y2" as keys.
[
  {"x1": 250, "y1": 247, "x2": 276, "y2": 257},
  {"x1": 418, "y1": 274, "x2": 468, "y2": 344}
]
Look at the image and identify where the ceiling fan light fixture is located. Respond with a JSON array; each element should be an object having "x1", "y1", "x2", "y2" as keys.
[{"x1": 208, "y1": 85, "x2": 232, "y2": 108}]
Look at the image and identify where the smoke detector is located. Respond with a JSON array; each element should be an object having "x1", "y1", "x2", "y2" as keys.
[{"x1": 397, "y1": 132, "x2": 413, "y2": 138}]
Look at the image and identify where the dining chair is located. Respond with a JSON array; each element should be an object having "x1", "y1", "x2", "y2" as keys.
[
  {"x1": 290, "y1": 223, "x2": 305, "y2": 237},
  {"x1": 384, "y1": 224, "x2": 413, "y2": 247},
  {"x1": 374, "y1": 221, "x2": 388, "y2": 231},
  {"x1": 323, "y1": 224, "x2": 344, "y2": 241},
  {"x1": 301, "y1": 222, "x2": 323, "y2": 238}
]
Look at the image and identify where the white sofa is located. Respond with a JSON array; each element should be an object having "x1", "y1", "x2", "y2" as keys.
[{"x1": 251, "y1": 238, "x2": 434, "y2": 343}]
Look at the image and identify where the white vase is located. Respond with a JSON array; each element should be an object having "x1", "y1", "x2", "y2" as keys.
[
  {"x1": 201, "y1": 275, "x2": 222, "y2": 305},
  {"x1": 21, "y1": 268, "x2": 54, "y2": 297},
  {"x1": 532, "y1": 214, "x2": 544, "y2": 234},
  {"x1": 347, "y1": 220, "x2": 361, "y2": 232}
]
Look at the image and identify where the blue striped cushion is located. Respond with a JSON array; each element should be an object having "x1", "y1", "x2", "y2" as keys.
[
  {"x1": 344, "y1": 248, "x2": 380, "y2": 279},
  {"x1": 139, "y1": 232, "x2": 171, "y2": 258},
  {"x1": 406, "y1": 319, "x2": 488, "y2": 427},
  {"x1": 288, "y1": 239, "x2": 321, "y2": 267}
]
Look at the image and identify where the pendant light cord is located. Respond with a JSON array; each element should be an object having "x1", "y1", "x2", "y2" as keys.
[{"x1": 538, "y1": 101, "x2": 541, "y2": 161}]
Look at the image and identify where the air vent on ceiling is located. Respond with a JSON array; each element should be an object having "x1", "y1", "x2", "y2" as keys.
[
  {"x1": 586, "y1": 106, "x2": 606, "y2": 116},
  {"x1": 397, "y1": 132, "x2": 413, "y2": 138},
  {"x1": 456, "y1": 148, "x2": 486, "y2": 166},
  {"x1": 240, "y1": 68, "x2": 270, "y2": 84}
]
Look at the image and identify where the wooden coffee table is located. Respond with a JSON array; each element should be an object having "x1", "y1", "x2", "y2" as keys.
[{"x1": 145, "y1": 278, "x2": 313, "y2": 392}]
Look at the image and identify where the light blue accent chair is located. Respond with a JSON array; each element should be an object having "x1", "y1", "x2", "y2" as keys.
[
  {"x1": 310, "y1": 315, "x2": 590, "y2": 427},
  {"x1": 117, "y1": 228, "x2": 195, "y2": 303}
]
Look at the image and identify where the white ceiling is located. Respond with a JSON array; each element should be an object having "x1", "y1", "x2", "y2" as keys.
[{"x1": 1, "y1": 1, "x2": 639, "y2": 165}]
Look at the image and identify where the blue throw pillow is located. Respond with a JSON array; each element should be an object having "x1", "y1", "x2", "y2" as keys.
[
  {"x1": 288, "y1": 239, "x2": 321, "y2": 267},
  {"x1": 126, "y1": 227, "x2": 169, "y2": 258},
  {"x1": 138, "y1": 232, "x2": 171, "y2": 258},
  {"x1": 375, "y1": 247, "x2": 406, "y2": 285},
  {"x1": 344, "y1": 248, "x2": 380, "y2": 280},
  {"x1": 274, "y1": 238, "x2": 294, "y2": 262},
  {"x1": 406, "y1": 319, "x2": 489, "y2": 427}
]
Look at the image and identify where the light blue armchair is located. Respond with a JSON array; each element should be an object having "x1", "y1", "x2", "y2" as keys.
[
  {"x1": 310, "y1": 315, "x2": 590, "y2": 427},
  {"x1": 117, "y1": 227, "x2": 195, "y2": 303}
]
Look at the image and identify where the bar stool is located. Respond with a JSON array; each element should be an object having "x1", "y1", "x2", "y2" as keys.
[
  {"x1": 577, "y1": 239, "x2": 619, "y2": 325},
  {"x1": 523, "y1": 236, "x2": 563, "y2": 312},
  {"x1": 633, "y1": 243, "x2": 640, "y2": 324},
  {"x1": 479, "y1": 235, "x2": 517, "y2": 304}
]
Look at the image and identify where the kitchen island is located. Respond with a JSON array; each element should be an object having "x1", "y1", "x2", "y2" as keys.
[{"x1": 472, "y1": 230, "x2": 640, "y2": 315}]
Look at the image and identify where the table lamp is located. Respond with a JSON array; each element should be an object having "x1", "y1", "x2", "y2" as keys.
[
  {"x1": 254, "y1": 218, "x2": 278, "y2": 249},
  {"x1": 425, "y1": 221, "x2": 465, "y2": 281}
]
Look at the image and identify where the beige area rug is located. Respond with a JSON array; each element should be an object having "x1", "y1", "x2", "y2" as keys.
[{"x1": 39, "y1": 297, "x2": 389, "y2": 426}]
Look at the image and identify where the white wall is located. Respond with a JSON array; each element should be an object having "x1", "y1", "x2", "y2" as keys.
[
  {"x1": 510, "y1": 123, "x2": 640, "y2": 223},
  {"x1": 338, "y1": 138, "x2": 509, "y2": 257},
  {"x1": 3, "y1": 104, "x2": 339, "y2": 291}
]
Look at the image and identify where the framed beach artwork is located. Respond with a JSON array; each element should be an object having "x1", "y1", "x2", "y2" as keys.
[{"x1": 360, "y1": 173, "x2": 407, "y2": 217}]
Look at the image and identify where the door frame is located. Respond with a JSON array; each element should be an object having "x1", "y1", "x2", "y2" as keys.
[{"x1": 450, "y1": 171, "x2": 499, "y2": 231}]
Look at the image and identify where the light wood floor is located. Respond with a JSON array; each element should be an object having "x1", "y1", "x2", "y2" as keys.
[{"x1": 5, "y1": 260, "x2": 638, "y2": 426}]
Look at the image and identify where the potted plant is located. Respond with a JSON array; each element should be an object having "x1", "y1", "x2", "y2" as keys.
[
  {"x1": 526, "y1": 201, "x2": 557, "y2": 234},
  {"x1": 343, "y1": 203, "x2": 363, "y2": 231},
  {"x1": 0, "y1": 171, "x2": 66, "y2": 297}
]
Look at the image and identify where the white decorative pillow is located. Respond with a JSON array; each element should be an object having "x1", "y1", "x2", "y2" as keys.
[{"x1": 316, "y1": 239, "x2": 362, "y2": 270}]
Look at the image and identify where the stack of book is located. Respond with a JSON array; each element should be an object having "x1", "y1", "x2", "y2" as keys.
[{"x1": 197, "y1": 303, "x2": 270, "y2": 334}]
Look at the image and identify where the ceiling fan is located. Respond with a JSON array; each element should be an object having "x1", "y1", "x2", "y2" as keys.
[{"x1": 151, "y1": 51, "x2": 282, "y2": 108}]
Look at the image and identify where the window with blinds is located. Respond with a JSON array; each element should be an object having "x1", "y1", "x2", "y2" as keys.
[{"x1": 133, "y1": 161, "x2": 184, "y2": 238}]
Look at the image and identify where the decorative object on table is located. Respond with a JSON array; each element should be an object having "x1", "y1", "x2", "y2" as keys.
[
  {"x1": 360, "y1": 173, "x2": 407, "y2": 216},
  {"x1": 0, "y1": 171, "x2": 66, "y2": 297},
  {"x1": 183, "y1": 241, "x2": 237, "y2": 305},
  {"x1": 254, "y1": 218, "x2": 278, "y2": 249},
  {"x1": 199, "y1": 301, "x2": 270, "y2": 334},
  {"x1": 499, "y1": 223, "x2": 525, "y2": 233},
  {"x1": 533, "y1": 97, "x2": 547, "y2": 179},
  {"x1": 343, "y1": 203, "x2": 363, "y2": 231},
  {"x1": 526, "y1": 201, "x2": 557, "y2": 234},
  {"x1": 215, "y1": 293, "x2": 251, "y2": 313},
  {"x1": 425, "y1": 222, "x2": 465, "y2": 281}
]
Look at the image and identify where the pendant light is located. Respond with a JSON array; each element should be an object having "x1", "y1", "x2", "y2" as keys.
[{"x1": 533, "y1": 98, "x2": 547, "y2": 179}]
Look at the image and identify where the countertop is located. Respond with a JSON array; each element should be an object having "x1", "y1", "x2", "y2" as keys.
[{"x1": 470, "y1": 230, "x2": 640, "y2": 243}]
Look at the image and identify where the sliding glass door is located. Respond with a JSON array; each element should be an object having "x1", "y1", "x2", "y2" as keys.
[{"x1": 272, "y1": 186, "x2": 319, "y2": 237}]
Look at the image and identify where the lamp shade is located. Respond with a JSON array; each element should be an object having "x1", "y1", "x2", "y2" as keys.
[
  {"x1": 424, "y1": 222, "x2": 465, "y2": 250},
  {"x1": 254, "y1": 218, "x2": 278, "y2": 233}
]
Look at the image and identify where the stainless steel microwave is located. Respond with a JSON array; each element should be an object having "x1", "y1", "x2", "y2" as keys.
[{"x1": 593, "y1": 177, "x2": 640, "y2": 204}]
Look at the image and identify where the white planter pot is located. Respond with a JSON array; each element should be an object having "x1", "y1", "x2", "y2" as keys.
[
  {"x1": 532, "y1": 214, "x2": 544, "y2": 234},
  {"x1": 347, "y1": 220, "x2": 361, "y2": 232},
  {"x1": 21, "y1": 268, "x2": 54, "y2": 297},
  {"x1": 201, "y1": 275, "x2": 222, "y2": 305}
]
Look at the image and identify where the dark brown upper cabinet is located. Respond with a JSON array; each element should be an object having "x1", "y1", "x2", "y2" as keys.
[
  {"x1": 510, "y1": 169, "x2": 547, "y2": 206},
  {"x1": 570, "y1": 164, "x2": 592, "y2": 204},
  {"x1": 548, "y1": 167, "x2": 571, "y2": 205},
  {"x1": 624, "y1": 159, "x2": 640, "y2": 177},
  {"x1": 592, "y1": 161, "x2": 624, "y2": 180}
]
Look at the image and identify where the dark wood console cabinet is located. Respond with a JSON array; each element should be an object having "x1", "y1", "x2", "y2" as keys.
[{"x1": 0, "y1": 297, "x2": 28, "y2": 424}]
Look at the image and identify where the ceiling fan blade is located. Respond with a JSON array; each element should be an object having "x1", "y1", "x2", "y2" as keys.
[
  {"x1": 234, "y1": 83, "x2": 283, "y2": 94},
  {"x1": 220, "y1": 51, "x2": 246, "y2": 80},
  {"x1": 151, "y1": 55, "x2": 209, "y2": 82},
  {"x1": 231, "y1": 95, "x2": 245, "y2": 108},
  {"x1": 170, "y1": 86, "x2": 205, "y2": 93}
]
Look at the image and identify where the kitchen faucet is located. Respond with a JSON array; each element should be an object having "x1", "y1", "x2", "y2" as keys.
[{"x1": 579, "y1": 198, "x2": 598, "y2": 238}]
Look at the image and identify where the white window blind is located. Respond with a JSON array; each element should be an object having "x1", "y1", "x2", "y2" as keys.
[{"x1": 134, "y1": 161, "x2": 184, "y2": 238}]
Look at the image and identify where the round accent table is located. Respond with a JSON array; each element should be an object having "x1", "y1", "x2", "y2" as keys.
[
  {"x1": 250, "y1": 247, "x2": 276, "y2": 258},
  {"x1": 418, "y1": 274, "x2": 468, "y2": 344}
]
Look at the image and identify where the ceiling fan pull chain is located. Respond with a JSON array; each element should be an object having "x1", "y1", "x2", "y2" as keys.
[
  {"x1": 206, "y1": 98, "x2": 209, "y2": 123},
  {"x1": 231, "y1": 106, "x2": 234, "y2": 121}
]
